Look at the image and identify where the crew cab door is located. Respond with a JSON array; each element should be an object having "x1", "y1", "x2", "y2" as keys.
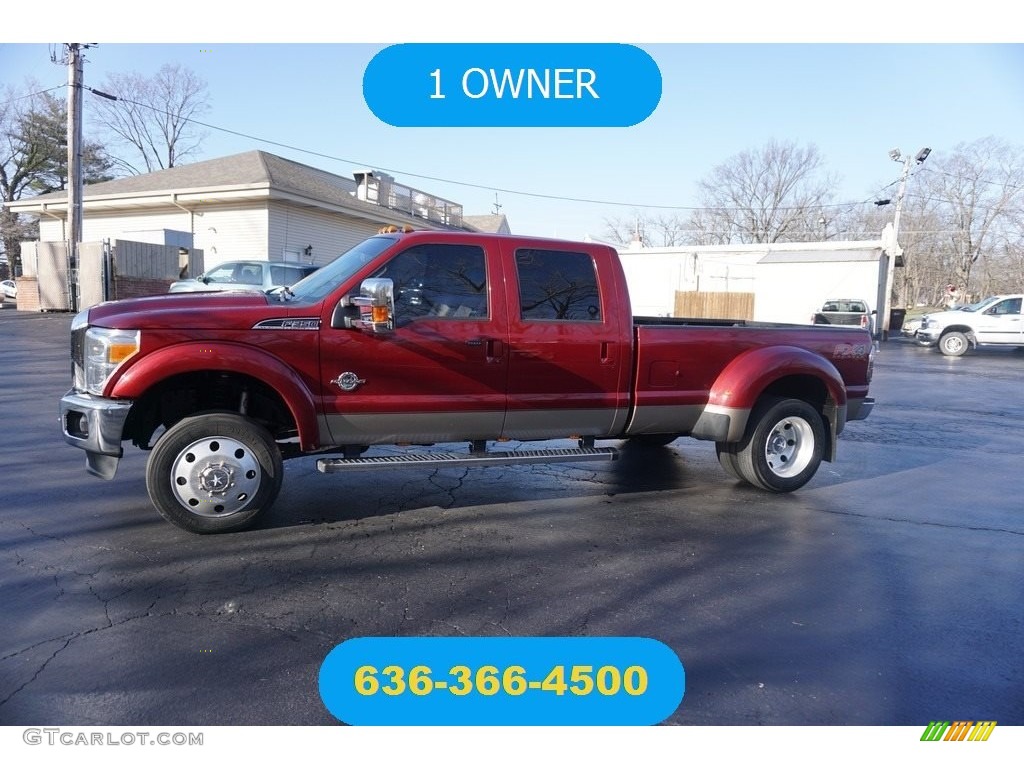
[
  {"x1": 500, "y1": 243, "x2": 630, "y2": 439},
  {"x1": 319, "y1": 240, "x2": 508, "y2": 445},
  {"x1": 973, "y1": 297, "x2": 1023, "y2": 344}
]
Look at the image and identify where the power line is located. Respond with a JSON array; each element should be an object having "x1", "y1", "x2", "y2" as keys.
[
  {"x1": 84, "y1": 84, "x2": 894, "y2": 216},
  {"x1": 919, "y1": 165, "x2": 1024, "y2": 193},
  {"x1": 82, "y1": 83, "x2": 1024, "y2": 221},
  {"x1": 0, "y1": 84, "x2": 68, "y2": 108}
]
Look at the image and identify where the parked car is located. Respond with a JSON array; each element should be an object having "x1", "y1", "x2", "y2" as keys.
[
  {"x1": 1, "y1": 279, "x2": 16, "y2": 300},
  {"x1": 901, "y1": 315, "x2": 924, "y2": 338},
  {"x1": 916, "y1": 294, "x2": 1024, "y2": 355},
  {"x1": 169, "y1": 260, "x2": 318, "y2": 294}
]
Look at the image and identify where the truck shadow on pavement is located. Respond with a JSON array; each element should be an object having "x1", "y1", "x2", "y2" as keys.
[{"x1": 258, "y1": 439, "x2": 695, "y2": 531}]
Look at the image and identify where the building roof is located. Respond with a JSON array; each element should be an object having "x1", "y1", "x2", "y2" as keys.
[
  {"x1": 12, "y1": 150, "x2": 357, "y2": 204},
  {"x1": 5, "y1": 150, "x2": 468, "y2": 230},
  {"x1": 463, "y1": 214, "x2": 511, "y2": 234},
  {"x1": 757, "y1": 249, "x2": 883, "y2": 264}
]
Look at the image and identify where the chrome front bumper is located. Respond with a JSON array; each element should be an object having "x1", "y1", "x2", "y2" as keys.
[{"x1": 59, "y1": 390, "x2": 134, "y2": 480}]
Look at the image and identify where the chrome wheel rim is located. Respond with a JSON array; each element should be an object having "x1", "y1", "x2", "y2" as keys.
[
  {"x1": 763, "y1": 416, "x2": 815, "y2": 478},
  {"x1": 943, "y1": 336, "x2": 965, "y2": 354},
  {"x1": 170, "y1": 436, "x2": 261, "y2": 517}
]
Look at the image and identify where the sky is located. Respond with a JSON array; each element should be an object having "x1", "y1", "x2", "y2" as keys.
[{"x1": 2, "y1": 4, "x2": 1023, "y2": 242}]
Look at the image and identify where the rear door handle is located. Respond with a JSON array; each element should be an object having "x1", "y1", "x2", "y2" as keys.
[{"x1": 486, "y1": 338, "x2": 504, "y2": 362}]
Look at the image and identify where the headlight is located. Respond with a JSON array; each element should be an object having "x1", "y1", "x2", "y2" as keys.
[{"x1": 84, "y1": 327, "x2": 140, "y2": 395}]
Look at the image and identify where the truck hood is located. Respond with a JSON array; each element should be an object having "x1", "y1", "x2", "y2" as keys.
[
  {"x1": 923, "y1": 308, "x2": 976, "y2": 325},
  {"x1": 85, "y1": 291, "x2": 310, "y2": 331}
]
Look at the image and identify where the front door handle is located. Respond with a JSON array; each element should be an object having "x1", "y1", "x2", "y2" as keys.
[{"x1": 467, "y1": 338, "x2": 504, "y2": 362}]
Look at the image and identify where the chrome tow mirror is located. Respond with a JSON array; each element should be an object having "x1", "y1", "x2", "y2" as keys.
[{"x1": 335, "y1": 277, "x2": 395, "y2": 334}]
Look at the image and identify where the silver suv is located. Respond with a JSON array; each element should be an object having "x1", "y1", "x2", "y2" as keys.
[{"x1": 169, "y1": 260, "x2": 318, "y2": 294}]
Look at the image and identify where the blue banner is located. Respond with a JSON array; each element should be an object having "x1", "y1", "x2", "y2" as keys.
[
  {"x1": 319, "y1": 635, "x2": 685, "y2": 725},
  {"x1": 363, "y1": 44, "x2": 662, "y2": 127}
]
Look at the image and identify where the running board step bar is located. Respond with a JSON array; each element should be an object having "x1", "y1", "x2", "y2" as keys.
[{"x1": 317, "y1": 446, "x2": 619, "y2": 473}]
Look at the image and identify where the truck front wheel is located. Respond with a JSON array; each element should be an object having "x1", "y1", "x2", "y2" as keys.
[
  {"x1": 726, "y1": 397, "x2": 825, "y2": 492},
  {"x1": 938, "y1": 331, "x2": 969, "y2": 356},
  {"x1": 145, "y1": 412, "x2": 283, "y2": 533}
]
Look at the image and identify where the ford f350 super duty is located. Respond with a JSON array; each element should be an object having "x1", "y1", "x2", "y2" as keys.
[{"x1": 61, "y1": 230, "x2": 875, "y2": 533}]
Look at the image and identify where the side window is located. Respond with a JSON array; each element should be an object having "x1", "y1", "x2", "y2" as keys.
[
  {"x1": 270, "y1": 265, "x2": 306, "y2": 285},
  {"x1": 516, "y1": 248, "x2": 602, "y2": 322},
  {"x1": 374, "y1": 243, "x2": 488, "y2": 321},
  {"x1": 237, "y1": 265, "x2": 263, "y2": 285},
  {"x1": 205, "y1": 264, "x2": 237, "y2": 283},
  {"x1": 988, "y1": 298, "x2": 1022, "y2": 315}
]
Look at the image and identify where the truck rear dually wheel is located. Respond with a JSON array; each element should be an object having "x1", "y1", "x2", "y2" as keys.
[
  {"x1": 727, "y1": 397, "x2": 825, "y2": 492},
  {"x1": 715, "y1": 443, "x2": 744, "y2": 481},
  {"x1": 146, "y1": 412, "x2": 283, "y2": 533}
]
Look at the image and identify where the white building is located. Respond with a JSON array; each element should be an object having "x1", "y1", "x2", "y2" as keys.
[
  {"x1": 7, "y1": 150, "x2": 493, "y2": 273},
  {"x1": 617, "y1": 226, "x2": 902, "y2": 329}
]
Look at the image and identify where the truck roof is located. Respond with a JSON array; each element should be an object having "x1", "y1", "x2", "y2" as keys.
[{"x1": 386, "y1": 228, "x2": 614, "y2": 252}]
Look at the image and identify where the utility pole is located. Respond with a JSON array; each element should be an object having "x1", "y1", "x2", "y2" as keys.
[
  {"x1": 65, "y1": 43, "x2": 85, "y2": 311},
  {"x1": 880, "y1": 146, "x2": 931, "y2": 339}
]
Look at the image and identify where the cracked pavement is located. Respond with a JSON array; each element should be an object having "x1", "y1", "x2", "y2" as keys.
[{"x1": 1, "y1": 310, "x2": 1022, "y2": 725}]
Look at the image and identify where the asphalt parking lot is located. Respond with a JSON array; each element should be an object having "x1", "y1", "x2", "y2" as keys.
[{"x1": 1, "y1": 307, "x2": 1021, "y2": 726}]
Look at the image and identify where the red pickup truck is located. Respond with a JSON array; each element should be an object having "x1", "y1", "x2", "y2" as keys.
[{"x1": 61, "y1": 230, "x2": 875, "y2": 533}]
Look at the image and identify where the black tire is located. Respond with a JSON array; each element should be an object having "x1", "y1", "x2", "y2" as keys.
[
  {"x1": 715, "y1": 442, "x2": 743, "y2": 481},
  {"x1": 145, "y1": 412, "x2": 283, "y2": 533},
  {"x1": 938, "y1": 331, "x2": 969, "y2": 356},
  {"x1": 732, "y1": 397, "x2": 825, "y2": 493}
]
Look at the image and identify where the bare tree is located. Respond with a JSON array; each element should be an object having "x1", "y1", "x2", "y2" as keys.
[
  {"x1": 602, "y1": 211, "x2": 692, "y2": 247},
  {"x1": 1000, "y1": 207, "x2": 1024, "y2": 292},
  {"x1": 92, "y1": 63, "x2": 209, "y2": 174},
  {"x1": 917, "y1": 137, "x2": 1024, "y2": 298},
  {"x1": 689, "y1": 140, "x2": 839, "y2": 244}
]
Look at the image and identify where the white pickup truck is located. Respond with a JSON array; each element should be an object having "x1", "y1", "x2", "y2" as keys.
[
  {"x1": 811, "y1": 299, "x2": 874, "y2": 334},
  {"x1": 916, "y1": 294, "x2": 1024, "y2": 356}
]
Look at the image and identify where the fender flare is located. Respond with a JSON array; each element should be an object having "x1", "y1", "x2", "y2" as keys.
[
  {"x1": 938, "y1": 325, "x2": 977, "y2": 346},
  {"x1": 109, "y1": 341, "x2": 322, "y2": 451},
  {"x1": 692, "y1": 345, "x2": 847, "y2": 451}
]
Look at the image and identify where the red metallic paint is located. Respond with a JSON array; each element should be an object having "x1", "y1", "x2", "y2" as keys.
[
  {"x1": 110, "y1": 341, "x2": 323, "y2": 451},
  {"x1": 85, "y1": 230, "x2": 873, "y2": 452}
]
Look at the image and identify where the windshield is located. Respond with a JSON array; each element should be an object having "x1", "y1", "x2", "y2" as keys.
[
  {"x1": 281, "y1": 236, "x2": 397, "y2": 303},
  {"x1": 958, "y1": 296, "x2": 998, "y2": 312}
]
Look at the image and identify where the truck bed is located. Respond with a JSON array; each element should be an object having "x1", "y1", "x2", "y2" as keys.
[{"x1": 625, "y1": 316, "x2": 873, "y2": 438}]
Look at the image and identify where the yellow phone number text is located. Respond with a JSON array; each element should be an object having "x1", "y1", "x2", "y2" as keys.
[{"x1": 354, "y1": 664, "x2": 649, "y2": 697}]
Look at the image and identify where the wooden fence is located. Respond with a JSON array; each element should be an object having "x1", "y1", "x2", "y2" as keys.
[{"x1": 674, "y1": 291, "x2": 755, "y2": 320}]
